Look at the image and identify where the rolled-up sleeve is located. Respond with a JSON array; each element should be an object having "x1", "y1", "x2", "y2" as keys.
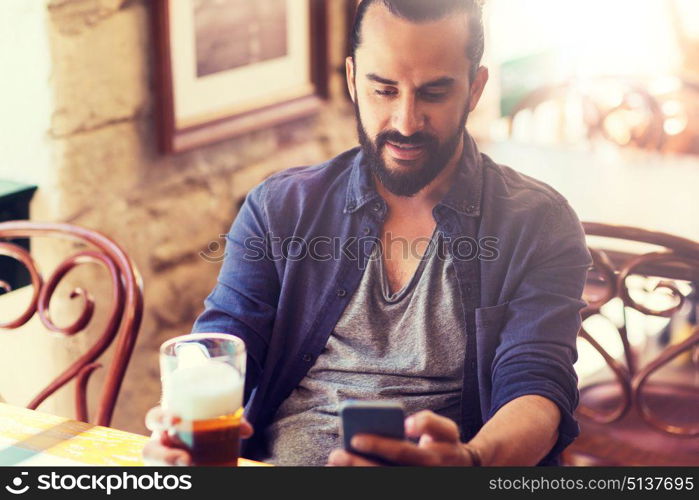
[
  {"x1": 192, "y1": 181, "x2": 280, "y2": 403},
  {"x1": 489, "y1": 201, "x2": 592, "y2": 463}
]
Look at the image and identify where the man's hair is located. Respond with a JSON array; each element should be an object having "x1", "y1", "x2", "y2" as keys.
[{"x1": 350, "y1": 0, "x2": 485, "y2": 82}]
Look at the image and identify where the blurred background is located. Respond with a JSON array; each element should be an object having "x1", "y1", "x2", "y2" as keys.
[{"x1": 0, "y1": 0, "x2": 697, "y2": 465}]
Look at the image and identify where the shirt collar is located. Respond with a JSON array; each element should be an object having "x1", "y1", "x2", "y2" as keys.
[
  {"x1": 343, "y1": 148, "x2": 382, "y2": 214},
  {"x1": 344, "y1": 132, "x2": 483, "y2": 216}
]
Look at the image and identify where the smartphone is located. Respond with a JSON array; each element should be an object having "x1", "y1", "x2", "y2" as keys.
[{"x1": 340, "y1": 400, "x2": 405, "y2": 465}]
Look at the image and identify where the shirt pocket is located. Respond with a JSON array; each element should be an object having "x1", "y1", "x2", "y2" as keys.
[{"x1": 475, "y1": 302, "x2": 509, "y2": 332}]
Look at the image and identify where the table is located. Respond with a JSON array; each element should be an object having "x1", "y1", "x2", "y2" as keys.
[{"x1": 0, "y1": 403, "x2": 267, "y2": 467}]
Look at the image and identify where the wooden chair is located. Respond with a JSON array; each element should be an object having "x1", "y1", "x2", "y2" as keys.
[
  {"x1": 563, "y1": 222, "x2": 699, "y2": 465},
  {"x1": 0, "y1": 221, "x2": 143, "y2": 427}
]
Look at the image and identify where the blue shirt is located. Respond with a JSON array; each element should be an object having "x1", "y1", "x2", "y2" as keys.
[{"x1": 192, "y1": 134, "x2": 592, "y2": 465}]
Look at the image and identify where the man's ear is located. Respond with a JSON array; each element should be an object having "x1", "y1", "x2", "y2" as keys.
[
  {"x1": 346, "y1": 56, "x2": 357, "y2": 104},
  {"x1": 468, "y1": 66, "x2": 489, "y2": 112}
]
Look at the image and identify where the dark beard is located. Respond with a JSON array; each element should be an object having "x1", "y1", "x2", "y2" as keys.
[{"x1": 354, "y1": 99, "x2": 468, "y2": 197}]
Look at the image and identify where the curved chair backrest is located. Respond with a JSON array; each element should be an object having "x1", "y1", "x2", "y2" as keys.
[
  {"x1": 579, "y1": 222, "x2": 699, "y2": 436},
  {"x1": 0, "y1": 221, "x2": 143, "y2": 427}
]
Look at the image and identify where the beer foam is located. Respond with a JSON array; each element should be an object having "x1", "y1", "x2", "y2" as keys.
[
  {"x1": 175, "y1": 343, "x2": 210, "y2": 369},
  {"x1": 163, "y1": 361, "x2": 244, "y2": 421}
]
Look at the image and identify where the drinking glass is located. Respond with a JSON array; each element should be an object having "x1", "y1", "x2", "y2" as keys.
[{"x1": 156, "y1": 333, "x2": 246, "y2": 466}]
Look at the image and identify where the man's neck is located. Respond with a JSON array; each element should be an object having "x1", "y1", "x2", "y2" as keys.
[{"x1": 374, "y1": 135, "x2": 464, "y2": 216}]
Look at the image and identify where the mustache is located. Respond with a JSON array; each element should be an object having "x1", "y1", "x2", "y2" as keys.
[{"x1": 376, "y1": 130, "x2": 438, "y2": 148}]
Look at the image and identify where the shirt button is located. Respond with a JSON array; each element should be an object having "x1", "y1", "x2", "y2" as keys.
[
  {"x1": 372, "y1": 202, "x2": 382, "y2": 212},
  {"x1": 347, "y1": 203, "x2": 356, "y2": 211},
  {"x1": 336, "y1": 288, "x2": 347, "y2": 297},
  {"x1": 363, "y1": 227, "x2": 371, "y2": 235},
  {"x1": 466, "y1": 204, "x2": 476, "y2": 213},
  {"x1": 302, "y1": 354, "x2": 313, "y2": 363}
]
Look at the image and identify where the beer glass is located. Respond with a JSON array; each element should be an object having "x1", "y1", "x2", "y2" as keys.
[{"x1": 156, "y1": 333, "x2": 246, "y2": 466}]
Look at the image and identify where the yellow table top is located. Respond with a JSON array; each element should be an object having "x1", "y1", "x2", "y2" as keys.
[{"x1": 0, "y1": 403, "x2": 266, "y2": 467}]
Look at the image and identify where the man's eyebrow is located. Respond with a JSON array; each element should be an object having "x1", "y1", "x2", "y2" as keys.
[
  {"x1": 365, "y1": 74, "x2": 456, "y2": 89},
  {"x1": 366, "y1": 73, "x2": 398, "y2": 85}
]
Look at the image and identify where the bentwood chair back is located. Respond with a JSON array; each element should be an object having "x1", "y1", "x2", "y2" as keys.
[
  {"x1": 564, "y1": 222, "x2": 699, "y2": 465},
  {"x1": 0, "y1": 221, "x2": 143, "y2": 427}
]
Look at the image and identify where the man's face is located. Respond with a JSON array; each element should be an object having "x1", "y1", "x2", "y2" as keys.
[{"x1": 347, "y1": 4, "x2": 488, "y2": 197}]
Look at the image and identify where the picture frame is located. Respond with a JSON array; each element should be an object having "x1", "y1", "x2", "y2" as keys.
[{"x1": 154, "y1": 0, "x2": 328, "y2": 154}]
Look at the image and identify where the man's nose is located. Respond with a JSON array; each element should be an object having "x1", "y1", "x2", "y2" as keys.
[{"x1": 392, "y1": 95, "x2": 425, "y2": 138}]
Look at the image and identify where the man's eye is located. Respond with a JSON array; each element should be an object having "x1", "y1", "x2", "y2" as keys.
[{"x1": 375, "y1": 89, "x2": 397, "y2": 96}]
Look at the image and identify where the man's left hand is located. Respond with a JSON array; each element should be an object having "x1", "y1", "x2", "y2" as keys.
[{"x1": 327, "y1": 410, "x2": 479, "y2": 467}]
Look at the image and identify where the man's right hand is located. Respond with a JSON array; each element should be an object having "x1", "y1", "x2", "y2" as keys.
[{"x1": 142, "y1": 406, "x2": 254, "y2": 466}]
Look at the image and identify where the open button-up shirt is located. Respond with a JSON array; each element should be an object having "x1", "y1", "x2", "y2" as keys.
[{"x1": 192, "y1": 133, "x2": 592, "y2": 465}]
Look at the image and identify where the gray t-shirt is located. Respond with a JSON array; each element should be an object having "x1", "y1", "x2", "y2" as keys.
[{"x1": 264, "y1": 231, "x2": 467, "y2": 465}]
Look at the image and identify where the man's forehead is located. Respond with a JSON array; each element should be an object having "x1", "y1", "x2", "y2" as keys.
[{"x1": 356, "y1": 2, "x2": 472, "y2": 79}]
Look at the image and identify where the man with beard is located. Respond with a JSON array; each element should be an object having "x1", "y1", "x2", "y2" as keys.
[{"x1": 144, "y1": 0, "x2": 591, "y2": 466}]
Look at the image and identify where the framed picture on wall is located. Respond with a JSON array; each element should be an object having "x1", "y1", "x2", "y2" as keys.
[{"x1": 154, "y1": 0, "x2": 328, "y2": 153}]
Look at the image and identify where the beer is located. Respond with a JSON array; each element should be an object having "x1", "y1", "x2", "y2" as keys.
[
  {"x1": 159, "y1": 334, "x2": 246, "y2": 466},
  {"x1": 165, "y1": 408, "x2": 244, "y2": 466}
]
